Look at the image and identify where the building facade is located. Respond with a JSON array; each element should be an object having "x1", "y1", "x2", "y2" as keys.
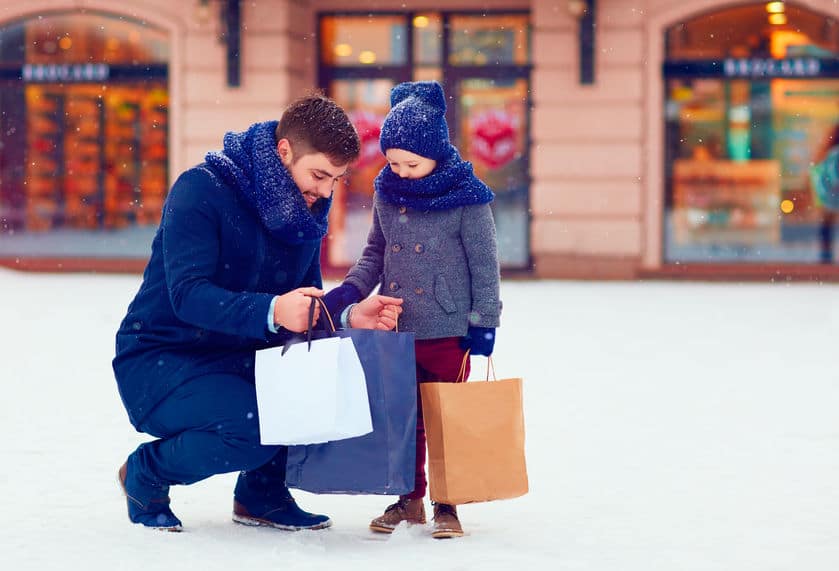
[{"x1": 0, "y1": 0, "x2": 837, "y2": 279}]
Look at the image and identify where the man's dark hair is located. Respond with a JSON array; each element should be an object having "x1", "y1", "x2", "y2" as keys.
[{"x1": 276, "y1": 91, "x2": 360, "y2": 165}]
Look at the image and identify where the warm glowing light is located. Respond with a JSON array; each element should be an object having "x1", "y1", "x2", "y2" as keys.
[
  {"x1": 413, "y1": 15, "x2": 430, "y2": 28},
  {"x1": 780, "y1": 199, "x2": 794, "y2": 214},
  {"x1": 358, "y1": 50, "x2": 376, "y2": 64},
  {"x1": 765, "y1": 2, "x2": 785, "y2": 14},
  {"x1": 769, "y1": 13, "x2": 787, "y2": 25},
  {"x1": 567, "y1": 0, "x2": 588, "y2": 18},
  {"x1": 195, "y1": 0, "x2": 211, "y2": 24},
  {"x1": 58, "y1": 36, "x2": 73, "y2": 50},
  {"x1": 334, "y1": 43, "x2": 352, "y2": 57},
  {"x1": 770, "y1": 30, "x2": 808, "y2": 59}
]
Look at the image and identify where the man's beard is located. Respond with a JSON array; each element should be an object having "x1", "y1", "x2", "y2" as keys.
[{"x1": 303, "y1": 197, "x2": 322, "y2": 212}]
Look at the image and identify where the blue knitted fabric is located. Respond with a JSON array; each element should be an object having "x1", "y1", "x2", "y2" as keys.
[
  {"x1": 379, "y1": 81, "x2": 450, "y2": 161},
  {"x1": 205, "y1": 121, "x2": 330, "y2": 244},
  {"x1": 374, "y1": 146, "x2": 494, "y2": 211}
]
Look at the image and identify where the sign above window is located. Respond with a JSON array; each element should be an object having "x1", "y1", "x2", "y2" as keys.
[
  {"x1": 723, "y1": 57, "x2": 821, "y2": 78},
  {"x1": 22, "y1": 63, "x2": 109, "y2": 82},
  {"x1": 663, "y1": 58, "x2": 839, "y2": 79}
]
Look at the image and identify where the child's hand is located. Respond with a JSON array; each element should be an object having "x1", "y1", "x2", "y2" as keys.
[
  {"x1": 460, "y1": 326, "x2": 496, "y2": 356},
  {"x1": 349, "y1": 295, "x2": 404, "y2": 330}
]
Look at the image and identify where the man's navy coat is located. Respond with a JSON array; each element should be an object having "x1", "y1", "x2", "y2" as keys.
[{"x1": 113, "y1": 164, "x2": 321, "y2": 427}]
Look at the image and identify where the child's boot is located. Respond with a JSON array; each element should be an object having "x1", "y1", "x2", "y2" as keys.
[
  {"x1": 431, "y1": 502, "x2": 463, "y2": 539},
  {"x1": 369, "y1": 495, "x2": 426, "y2": 533}
]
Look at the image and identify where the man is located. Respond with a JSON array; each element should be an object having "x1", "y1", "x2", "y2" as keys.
[{"x1": 113, "y1": 93, "x2": 402, "y2": 532}]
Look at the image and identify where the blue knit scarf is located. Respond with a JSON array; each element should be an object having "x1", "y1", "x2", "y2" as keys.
[
  {"x1": 205, "y1": 121, "x2": 330, "y2": 243},
  {"x1": 374, "y1": 146, "x2": 494, "y2": 211}
]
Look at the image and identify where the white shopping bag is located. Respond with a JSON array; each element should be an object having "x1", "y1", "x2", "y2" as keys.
[{"x1": 255, "y1": 336, "x2": 372, "y2": 445}]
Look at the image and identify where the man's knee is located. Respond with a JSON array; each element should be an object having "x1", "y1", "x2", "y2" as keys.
[{"x1": 216, "y1": 411, "x2": 279, "y2": 468}]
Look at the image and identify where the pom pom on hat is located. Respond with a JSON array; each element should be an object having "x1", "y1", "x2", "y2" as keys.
[{"x1": 379, "y1": 81, "x2": 451, "y2": 161}]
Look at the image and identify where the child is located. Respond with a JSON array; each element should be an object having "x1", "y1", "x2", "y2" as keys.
[{"x1": 327, "y1": 80, "x2": 501, "y2": 538}]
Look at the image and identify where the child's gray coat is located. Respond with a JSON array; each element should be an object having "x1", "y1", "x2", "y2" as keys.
[{"x1": 345, "y1": 194, "x2": 501, "y2": 340}]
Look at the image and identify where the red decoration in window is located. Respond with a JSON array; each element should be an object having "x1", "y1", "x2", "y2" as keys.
[
  {"x1": 349, "y1": 110, "x2": 385, "y2": 169},
  {"x1": 470, "y1": 109, "x2": 517, "y2": 169}
]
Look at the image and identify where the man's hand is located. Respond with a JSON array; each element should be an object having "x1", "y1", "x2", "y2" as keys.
[
  {"x1": 349, "y1": 295, "x2": 403, "y2": 330},
  {"x1": 273, "y1": 287, "x2": 323, "y2": 332}
]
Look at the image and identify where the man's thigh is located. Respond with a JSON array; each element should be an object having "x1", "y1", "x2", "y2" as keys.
[{"x1": 138, "y1": 373, "x2": 258, "y2": 439}]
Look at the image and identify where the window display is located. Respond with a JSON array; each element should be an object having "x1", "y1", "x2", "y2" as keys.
[
  {"x1": 0, "y1": 11, "x2": 169, "y2": 259},
  {"x1": 319, "y1": 11, "x2": 531, "y2": 269},
  {"x1": 664, "y1": 3, "x2": 839, "y2": 264}
]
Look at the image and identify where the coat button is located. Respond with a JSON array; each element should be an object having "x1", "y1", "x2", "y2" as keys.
[
  {"x1": 389, "y1": 281, "x2": 399, "y2": 292},
  {"x1": 415, "y1": 287, "x2": 424, "y2": 295},
  {"x1": 391, "y1": 243, "x2": 402, "y2": 253},
  {"x1": 414, "y1": 243, "x2": 424, "y2": 253},
  {"x1": 399, "y1": 206, "x2": 407, "y2": 214}
]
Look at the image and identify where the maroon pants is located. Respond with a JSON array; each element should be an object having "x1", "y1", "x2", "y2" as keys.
[{"x1": 405, "y1": 337, "x2": 470, "y2": 500}]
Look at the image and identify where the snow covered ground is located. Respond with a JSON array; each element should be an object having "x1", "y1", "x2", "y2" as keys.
[{"x1": 1, "y1": 267, "x2": 837, "y2": 570}]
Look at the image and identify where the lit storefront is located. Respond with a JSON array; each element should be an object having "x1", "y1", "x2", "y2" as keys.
[
  {"x1": 0, "y1": 11, "x2": 169, "y2": 264},
  {"x1": 0, "y1": 1, "x2": 838, "y2": 280},
  {"x1": 319, "y1": 11, "x2": 531, "y2": 270},
  {"x1": 662, "y1": 2, "x2": 839, "y2": 265}
]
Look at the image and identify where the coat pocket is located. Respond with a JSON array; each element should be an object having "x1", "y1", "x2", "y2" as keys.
[{"x1": 433, "y1": 275, "x2": 457, "y2": 314}]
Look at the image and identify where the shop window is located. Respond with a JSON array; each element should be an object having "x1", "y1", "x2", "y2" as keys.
[
  {"x1": 319, "y1": 11, "x2": 531, "y2": 270},
  {"x1": 324, "y1": 78, "x2": 395, "y2": 266},
  {"x1": 412, "y1": 13, "x2": 441, "y2": 66},
  {"x1": 320, "y1": 15, "x2": 408, "y2": 67},
  {"x1": 0, "y1": 11, "x2": 169, "y2": 259},
  {"x1": 663, "y1": 2, "x2": 839, "y2": 264},
  {"x1": 448, "y1": 14, "x2": 529, "y2": 66},
  {"x1": 457, "y1": 78, "x2": 530, "y2": 266}
]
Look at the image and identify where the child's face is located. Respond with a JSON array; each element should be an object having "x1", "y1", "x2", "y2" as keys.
[{"x1": 385, "y1": 149, "x2": 437, "y2": 179}]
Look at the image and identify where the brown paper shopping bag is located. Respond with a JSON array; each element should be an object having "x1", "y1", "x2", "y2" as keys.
[{"x1": 420, "y1": 356, "x2": 528, "y2": 505}]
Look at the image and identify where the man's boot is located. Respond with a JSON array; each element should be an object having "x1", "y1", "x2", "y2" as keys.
[
  {"x1": 232, "y1": 496, "x2": 331, "y2": 531},
  {"x1": 431, "y1": 502, "x2": 463, "y2": 539},
  {"x1": 118, "y1": 460, "x2": 182, "y2": 532},
  {"x1": 369, "y1": 496, "x2": 426, "y2": 533},
  {"x1": 233, "y1": 469, "x2": 331, "y2": 531}
]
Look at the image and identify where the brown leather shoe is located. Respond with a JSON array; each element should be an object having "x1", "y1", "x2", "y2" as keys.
[
  {"x1": 369, "y1": 496, "x2": 426, "y2": 533},
  {"x1": 431, "y1": 503, "x2": 464, "y2": 539}
]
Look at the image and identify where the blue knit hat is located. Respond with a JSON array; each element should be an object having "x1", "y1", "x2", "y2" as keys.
[
  {"x1": 811, "y1": 146, "x2": 839, "y2": 209},
  {"x1": 379, "y1": 81, "x2": 450, "y2": 160}
]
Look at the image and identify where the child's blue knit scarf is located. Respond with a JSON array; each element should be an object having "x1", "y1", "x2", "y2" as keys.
[
  {"x1": 374, "y1": 146, "x2": 494, "y2": 211},
  {"x1": 204, "y1": 120, "x2": 330, "y2": 244}
]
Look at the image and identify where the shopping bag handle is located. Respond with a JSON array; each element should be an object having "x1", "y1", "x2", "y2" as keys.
[
  {"x1": 304, "y1": 296, "x2": 337, "y2": 350},
  {"x1": 309, "y1": 296, "x2": 336, "y2": 334},
  {"x1": 279, "y1": 296, "x2": 337, "y2": 356},
  {"x1": 457, "y1": 350, "x2": 470, "y2": 382},
  {"x1": 456, "y1": 351, "x2": 497, "y2": 382},
  {"x1": 486, "y1": 356, "x2": 497, "y2": 381}
]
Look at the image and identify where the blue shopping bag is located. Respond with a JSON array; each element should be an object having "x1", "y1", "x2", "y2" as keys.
[{"x1": 284, "y1": 304, "x2": 417, "y2": 495}]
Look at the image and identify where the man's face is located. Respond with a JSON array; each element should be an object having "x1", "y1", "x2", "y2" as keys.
[{"x1": 277, "y1": 139, "x2": 349, "y2": 209}]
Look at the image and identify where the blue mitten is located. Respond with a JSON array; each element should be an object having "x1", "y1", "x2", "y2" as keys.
[{"x1": 460, "y1": 326, "x2": 496, "y2": 357}]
